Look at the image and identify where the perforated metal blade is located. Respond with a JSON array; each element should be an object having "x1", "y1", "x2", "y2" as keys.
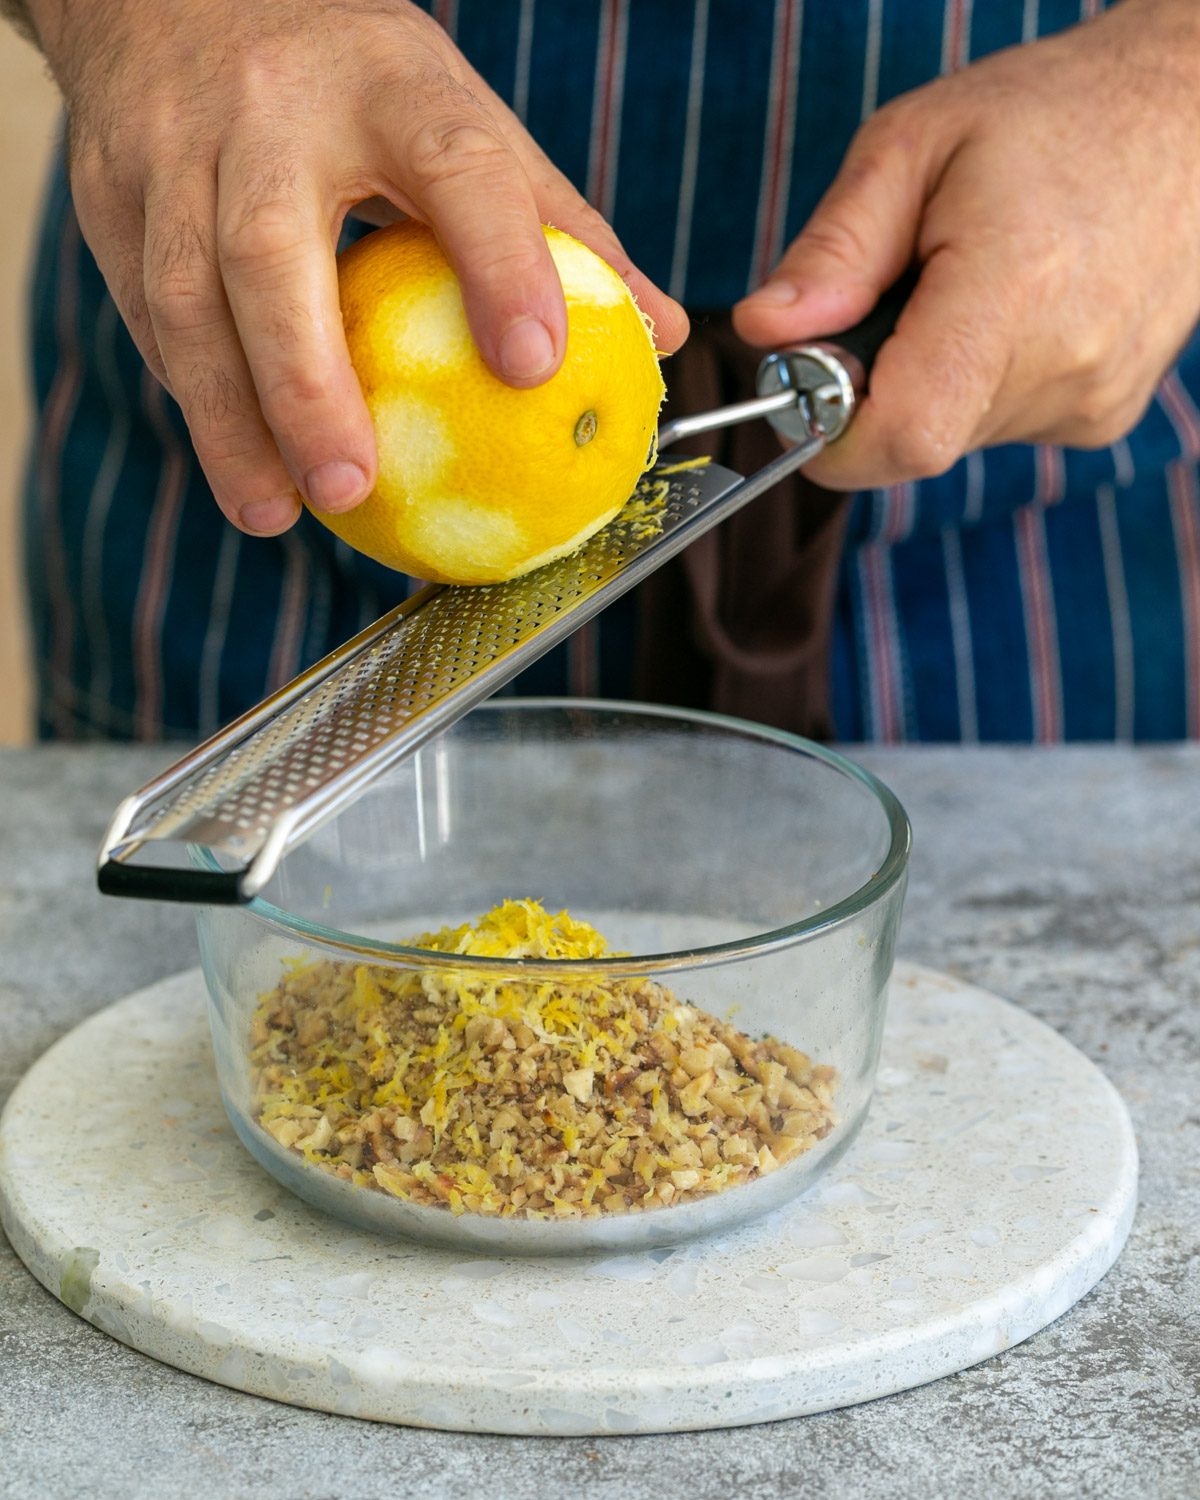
[
  {"x1": 97, "y1": 290, "x2": 908, "y2": 909},
  {"x1": 99, "y1": 428, "x2": 830, "y2": 903}
]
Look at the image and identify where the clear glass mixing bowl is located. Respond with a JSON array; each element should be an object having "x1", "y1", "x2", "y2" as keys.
[{"x1": 194, "y1": 700, "x2": 909, "y2": 1255}]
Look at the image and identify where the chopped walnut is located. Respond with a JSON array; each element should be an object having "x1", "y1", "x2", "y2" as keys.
[{"x1": 249, "y1": 900, "x2": 837, "y2": 1220}]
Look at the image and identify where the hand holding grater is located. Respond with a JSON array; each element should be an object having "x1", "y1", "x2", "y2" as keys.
[{"x1": 99, "y1": 275, "x2": 914, "y2": 903}]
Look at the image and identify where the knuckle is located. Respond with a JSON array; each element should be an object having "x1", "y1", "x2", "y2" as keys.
[
  {"x1": 259, "y1": 365, "x2": 331, "y2": 417},
  {"x1": 405, "y1": 115, "x2": 509, "y2": 187},
  {"x1": 469, "y1": 241, "x2": 552, "y2": 288},
  {"x1": 67, "y1": 105, "x2": 120, "y2": 177},
  {"x1": 579, "y1": 229, "x2": 633, "y2": 283},
  {"x1": 841, "y1": 108, "x2": 914, "y2": 186},
  {"x1": 144, "y1": 211, "x2": 217, "y2": 336},
  {"x1": 880, "y1": 408, "x2": 965, "y2": 480},
  {"x1": 1063, "y1": 327, "x2": 1113, "y2": 386},
  {"x1": 792, "y1": 214, "x2": 874, "y2": 277},
  {"x1": 219, "y1": 194, "x2": 306, "y2": 277},
  {"x1": 560, "y1": 199, "x2": 617, "y2": 247},
  {"x1": 144, "y1": 269, "x2": 213, "y2": 336},
  {"x1": 128, "y1": 317, "x2": 168, "y2": 381},
  {"x1": 139, "y1": 118, "x2": 189, "y2": 178},
  {"x1": 151, "y1": 207, "x2": 211, "y2": 275},
  {"x1": 1071, "y1": 388, "x2": 1146, "y2": 448},
  {"x1": 193, "y1": 421, "x2": 271, "y2": 473},
  {"x1": 202, "y1": 448, "x2": 265, "y2": 484},
  {"x1": 68, "y1": 142, "x2": 110, "y2": 207},
  {"x1": 232, "y1": 52, "x2": 292, "y2": 104},
  {"x1": 869, "y1": 345, "x2": 980, "y2": 481},
  {"x1": 863, "y1": 93, "x2": 919, "y2": 142},
  {"x1": 181, "y1": 362, "x2": 247, "y2": 436},
  {"x1": 110, "y1": 268, "x2": 154, "y2": 340},
  {"x1": 890, "y1": 430, "x2": 955, "y2": 481},
  {"x1": 1049, "y1": 313, "x2": 1139, "y2": 442},
  {"x1": 1073, "y1": 381, "x2": 1122, "y2": 433}
]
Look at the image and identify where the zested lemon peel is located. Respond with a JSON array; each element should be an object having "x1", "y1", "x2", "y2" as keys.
[
  {"x1": 249, "y1": 899, "x2": 838, "y2": 1222},
  {"x1": 320, "y1": 223, "x2": 666, "y2": 585}
]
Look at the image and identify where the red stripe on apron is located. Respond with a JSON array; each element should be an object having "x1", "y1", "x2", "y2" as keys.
[
  {"x1": 1033, "y1": 444, "x2": 1066, "y2": 508},
  {"x1": 861, "y1": 545, "x2": 903, "y2": 742},
  {"x1": 752, "y1": 0, "x2": 800, "y2": 290},
  {"x1": 1015, "y1": 504, "x2": 1063, "y2": 742},
  {"x1": 885, "y1": 481, "x2": 916, "y2": 544},
  {"x1": 1167, "y1": 463, "x2": 1200, "y2": 739},
  {"x1": 587, "y1": 0, "x2": 628, "y2": 221},
  {"x1": 1157, "y1": 370, "x2": 1200, "y2": 464},
  {"x1": 132, "y1": 376, "x2": 189, "y2": 742},
  {"x1": 943, "y1": 0, "x2": 970, "y2": 73}
]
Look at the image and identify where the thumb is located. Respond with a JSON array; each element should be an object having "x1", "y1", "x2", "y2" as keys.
[{"x1": 733, "y1": 111, "x2": 940, "y2": 348}]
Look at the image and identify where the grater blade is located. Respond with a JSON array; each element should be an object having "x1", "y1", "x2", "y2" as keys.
[
  {"x1": 99, "y1": 272, "x2": 920, "y2": 906},
  {"x1": 99, "y1": 446, "x2": 820, "y2": 903}
]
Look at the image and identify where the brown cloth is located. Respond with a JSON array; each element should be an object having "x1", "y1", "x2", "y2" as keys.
[{"x1": 634, "y1": 314, "x2": 852, "y2": 742}]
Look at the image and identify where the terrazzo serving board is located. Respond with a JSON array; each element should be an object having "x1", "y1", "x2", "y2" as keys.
[{"x1": 0, "y1": 962, "x2": 1136, "y2": 1435}]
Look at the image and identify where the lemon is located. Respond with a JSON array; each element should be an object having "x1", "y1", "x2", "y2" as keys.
[{"x1": 319, "y1": 222, "x2": 665, "y2": 585}]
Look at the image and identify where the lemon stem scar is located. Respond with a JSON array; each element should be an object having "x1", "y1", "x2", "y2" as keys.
[{"x1": 574, "y1": 410, "x2": 598, "y2": 447}]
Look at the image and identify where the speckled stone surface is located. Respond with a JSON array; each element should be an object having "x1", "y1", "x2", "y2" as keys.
[
  {"x1": 0, "y1": 746, "x2": 1196, "y2": 1494},
  {"x1": 0, "y1": 961, "x2": 1136, "y2": 1435}
]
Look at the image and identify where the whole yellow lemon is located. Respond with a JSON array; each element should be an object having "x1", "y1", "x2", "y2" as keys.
[{"x1": 319, "y1": 222, "x2": 666, "y2": 585}]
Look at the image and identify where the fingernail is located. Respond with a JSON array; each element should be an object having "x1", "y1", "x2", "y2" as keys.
[
  {"x1": 498, "y1": 318, "x2": 556, "y2": 381},
  {"x1": 240, "y1": 494, "x2": 300, "y2": 535},
  {"x1": 304, "y1": 460, "x2": 370, "y2": 512},
  {"x1": 748, "y1": 280, "x2": 799, "y2": 306}
]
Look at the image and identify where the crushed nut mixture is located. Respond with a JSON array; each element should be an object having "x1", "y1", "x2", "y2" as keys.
[{"x1": 250, "y1": 899, "x2": 836, "y2": 1220}]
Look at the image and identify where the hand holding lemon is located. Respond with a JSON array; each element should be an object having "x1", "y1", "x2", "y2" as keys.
[
  {"x1": 43, "y1": 0, "x2": 686, "y2": 539},
  {"x1": 320, "y1": 223, "x2": 668, "y2": 585}
]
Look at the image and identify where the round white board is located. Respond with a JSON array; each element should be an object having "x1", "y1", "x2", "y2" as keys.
[{"x1": 0, "y1": 963, "x2": 1136, "y2": 1435}]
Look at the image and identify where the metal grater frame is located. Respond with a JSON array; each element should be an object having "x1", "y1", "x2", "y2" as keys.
[{"x1": 99, "y1": 342, "x2": 868, "y2": 904}]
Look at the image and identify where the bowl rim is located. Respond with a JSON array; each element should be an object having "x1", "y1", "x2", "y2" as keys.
[{"x1": 191, "y1": 698, "x2": 911, "y2": 973}]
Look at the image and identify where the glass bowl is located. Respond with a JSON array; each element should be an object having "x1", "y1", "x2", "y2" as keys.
[{"x1": 194, "y1": 699, "x2": 909, "y2": 1255}]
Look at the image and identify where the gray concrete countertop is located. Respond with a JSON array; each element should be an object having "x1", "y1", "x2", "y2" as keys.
[{"x1": 0, "y1": 744, "x2": 1196, "y2": 1500}]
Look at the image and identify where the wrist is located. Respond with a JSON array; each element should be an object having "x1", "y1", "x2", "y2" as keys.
[
  {"x1": 21, "y1": 0, "x2": 133, "y2": 107},
  {"x1": 1, "y1": 0, "x2": 38, "y2": 46}
]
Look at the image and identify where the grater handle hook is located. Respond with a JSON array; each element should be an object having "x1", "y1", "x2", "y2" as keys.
[
  {"x1": 757, "y1": 265, "x2": 919, "y2": 447},
  {"x1": 657, "y1": 266, "x2": 917, "y2": 453}
]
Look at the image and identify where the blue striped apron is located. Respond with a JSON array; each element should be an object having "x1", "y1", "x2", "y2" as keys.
[{"x1": 23, "y1": 0, "x2": 1200, "y2": 741}]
